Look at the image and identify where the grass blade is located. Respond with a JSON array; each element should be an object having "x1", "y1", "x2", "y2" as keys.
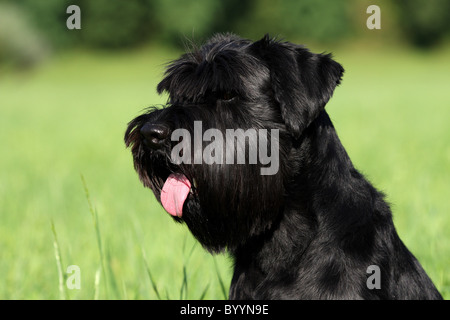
[
  {"x1": 186, "y1": 241, "x2": 197, "y2": 262},
  {"x1": 94, "y1": 267, "x2": 101, "y2": 300},
  {"x1": 142, "y1": 249, "x2": 161, "y2": 300},
  {"x1": 213, "y1": 257, "x2": 228, "y2": 300},
  {"x1": 105, "y1": 245, "x2": 121, "y2": 299},
  {"x1": 179, "y1": 238, "x2": 197, "y2": 299},
  {"x1": 50, "y1": 220, "x2": 67, "y2": 300},
  {"x1": 81, "y1": 174, "x2": 109, "y2": 298},
  {"x1": 199, "y1": 282, "x2": 210, "y2": 300},
  {"x1": 180, "y1": 265, "x2": 188, "y2": 300}
]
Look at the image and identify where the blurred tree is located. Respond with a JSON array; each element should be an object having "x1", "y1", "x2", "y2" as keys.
[
  {"x1": 151, "y1": 0, "x2": 222, "y2": 44},
  {"x1": 1, "y1": 0, "x2": 449, "y2": 53},
  {"x1": 80, "y1": 0, "x2": 153, "y2": 49},
  {"x1": 0, "y1": 2, "x2": 50, "y2": 68},
  {"x1": 212, "y1": 0, "x2": 253, "y2": 36},
  {"x1": 10, "y1": 0, "x2": 75, "y2": 49},
  {"x1": 396, "y1": 0, "x2": 450, "y2": 48},
  {"x1": 235, "y1": 0, "x2": 352, "y2": 43},
  {"x1": 151, "y1": 0, "x2": 254, "y2": 46}
]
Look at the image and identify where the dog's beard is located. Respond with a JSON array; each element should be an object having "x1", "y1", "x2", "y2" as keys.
[
  {"x1": 125, "y1": 106, "x2": 288, "y2": 252},
  {"x1": 176, "y1": 160, "x2": 285, "y2": 252}
]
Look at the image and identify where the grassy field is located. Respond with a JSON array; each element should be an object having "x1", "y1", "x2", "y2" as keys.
[{"x1": 0, "y1": 45, "x2": 449, "y2": 299}]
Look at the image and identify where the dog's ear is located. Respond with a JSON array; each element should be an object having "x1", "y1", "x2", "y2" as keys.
[{"x1": 251, "y1": 35, "x2": 344, "y2": 139}]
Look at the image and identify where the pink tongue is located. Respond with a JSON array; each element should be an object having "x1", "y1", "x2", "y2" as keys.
[{"x1": 160, "y1": 174, "x2": 191, "y2": 217}]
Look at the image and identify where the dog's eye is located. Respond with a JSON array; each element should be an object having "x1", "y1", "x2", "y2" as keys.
[{"x1": 218, "y1": 91, "x2": 237, "y2": 102}]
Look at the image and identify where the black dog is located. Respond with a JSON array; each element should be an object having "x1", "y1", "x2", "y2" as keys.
[{"x1": 125, "y1": 34, "x2": 442, "y2": 299}]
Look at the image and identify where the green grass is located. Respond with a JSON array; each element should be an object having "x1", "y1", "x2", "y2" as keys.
[{"x1": 0, "y1": 45, "x2": 449, "y2": 299}]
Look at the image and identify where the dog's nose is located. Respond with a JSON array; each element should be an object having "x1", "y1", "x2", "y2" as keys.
[{"x1": 140, "y1": 123, "x2": 170, "y2": 149}]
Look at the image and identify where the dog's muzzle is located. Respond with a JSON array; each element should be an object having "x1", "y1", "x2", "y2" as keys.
[{"x1": 139, "y1": 122, "x2": 192, "y2": 218}]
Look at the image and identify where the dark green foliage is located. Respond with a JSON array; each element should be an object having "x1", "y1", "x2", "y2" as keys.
[
  {"x1": 79, "y1": 0, "x2": 153, "y2": 49},
  {"x1": 1, "y1": 0, "x2": 449, "y2": 58},
  {"x1": 235, "y1": 0, "x2": 352, "y2": 43},
  {"x1": 396, "y1": 0, "x2": 450, "y2": 48},
  {"x1": 14, "y1": 0, "x2": 75, "y2": 48}
]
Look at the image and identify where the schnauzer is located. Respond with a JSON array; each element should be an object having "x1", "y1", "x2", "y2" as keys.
[{"x1": 124, "y1": 34, "x2": 442, "y2": 299}]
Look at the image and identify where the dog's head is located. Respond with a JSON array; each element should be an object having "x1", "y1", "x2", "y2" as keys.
[{"x1": 124, "y1": 34, "x2": 343, "y2": 252}]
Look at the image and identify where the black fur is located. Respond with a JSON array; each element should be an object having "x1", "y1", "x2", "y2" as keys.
[{"x1": 124, "y1": 34, "x2": 442, "y2": 299}]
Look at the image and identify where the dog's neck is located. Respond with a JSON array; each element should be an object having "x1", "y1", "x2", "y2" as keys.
[
  {"x1": 230, "y1": 111, "x2": 385, "y2": 298},
  {"x1": 296, "y1": 110, "x2": 384, "y2": 236}
]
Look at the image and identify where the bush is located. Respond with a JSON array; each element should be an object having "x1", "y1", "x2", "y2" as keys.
[
  {"x1": 0, "y1": 3, "x2": 50, "y2": 68},
  {"x1": 79, "y1": 0, "x2": 153, "y2": 49},
  {"x1": 3, "y1": 0, "x2": 449, "y2": 51},
  {"x1": 151, "y1": 0, "x2": 224, "y2": 45},
  {"x1": 396, "y1": 0, "x2": 450, "y2": 48},
  {"x1": 235, "y1": 0, "x2": 352, "y2": 43},
  {"x1": 12, "y1": 0, "x2": 75, "y2": 49}
]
